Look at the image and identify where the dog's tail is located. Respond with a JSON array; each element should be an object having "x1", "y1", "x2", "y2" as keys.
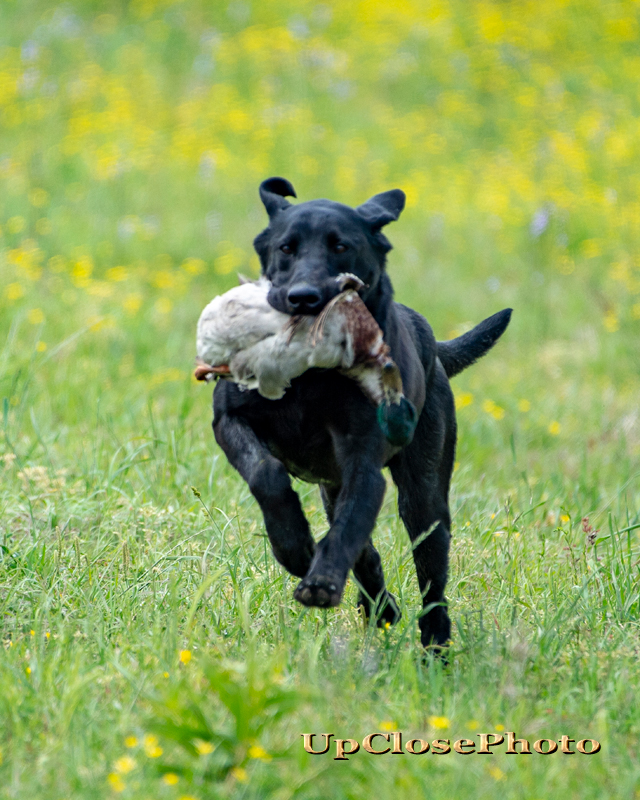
[{"x1": 437, "y1": 308, "x2": 512, "y2": 378}]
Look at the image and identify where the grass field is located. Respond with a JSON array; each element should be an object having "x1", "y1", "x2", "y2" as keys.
[{"x1": 1, "y1": 1, "x2": 640, "y2": 797}]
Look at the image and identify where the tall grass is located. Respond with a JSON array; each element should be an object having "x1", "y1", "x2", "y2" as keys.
[{"x1": 1, "y1": 1, "x2": 639, "y2": 797}]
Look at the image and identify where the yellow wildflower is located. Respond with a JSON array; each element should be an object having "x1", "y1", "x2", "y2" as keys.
[
  {"x1": 113, "y1": 756, "x2": 136, "y2": 774},
  {"x1": 162, "y1": 773, "x2": 179, "y2": 786},
  {"x1": 5, "y1": 283, "x2": 24, "y2": 301},
  {"x1": 194, "y1": 739, "x2": 215, "y2": 755},
  {"x1": 153, "y1": 270, "x2": 178, "y2": 290},
  {"x1": 428, "y1": 716, "x2": 450, "y2": 729},
  {"x1": 548, "y1": 421, "x2": 561, "y2": 436},
  {"x1": 603, "y1": 312, "x2": 619, "y2": 332},
  {"x1": 231, "y1": 767, "x2": 248, "y2": 783},
  {"x1": 482, "y1": 399, "x2": 505, "y2": 420},
  {"x1": 179, "y1": 649, "x2": 192, "y2": 665},
  {"x1": 143, "y1": 734, "x2": 163, "y2": 758},
  {"x1": 123, "y1": 294, "x2": 142, "y2": 314},
  {"x1": 214, "y1": 247, "x2": 245, "y2": 276},
  {"x1": 181, "y1": 258, "x2": 205, "y2": 275},
  {"x1": 106, "y1": 266, "x2": 128, "y2": 282},
  {"x1": 248, "y1": 744, "x2": 271, "y2": 761},
  {"x1": 29, "y1": 188, "x2": 49, "y2": 207},
  {"x1": 124, "y1": 736, "x2": 138, "y2": 748},
  {"x1": 7, "y1": 216, "x2": 25, "y2": 234},
  {"x1": 150, "y1": 368, "x2": 183, "y2": 388},
  {"x1": 455, "y1": 391, "x2": 474, "y2": 409},
  {"x1": 581, "y1": 239, "x2": 602, "y2": 258},
  {"x1": 107, "y1": 773, "x2": 126, "y2": 792},
  {"x1": 71, "y1": 256, "x2": 93, "y2": 287},
  {"x1": 27, "y1": 308, "x2": 45, "y2": 325}
]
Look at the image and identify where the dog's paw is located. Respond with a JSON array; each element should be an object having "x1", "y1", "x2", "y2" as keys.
[
  {"x1": 421, "y1": 642, "x2": 451, "y2": 667},
  {"x1": 294, "y1": 575, "x2": 343, "y2": 608},
  {"x1": 419, "y1": 605, "x2": 451, "y2": 654},
  {"x1": 357, "y1": 590, "x2": 401, "y2": 628}
]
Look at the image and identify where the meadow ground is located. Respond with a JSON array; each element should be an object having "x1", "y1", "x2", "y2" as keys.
[{"x1": 1, "y1": 1, "x2": 640, "y2": 798}]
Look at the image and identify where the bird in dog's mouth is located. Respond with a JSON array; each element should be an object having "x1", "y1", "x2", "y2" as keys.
[{"x1": 194, "y1": 272, "x2": 417, "y2": 446}]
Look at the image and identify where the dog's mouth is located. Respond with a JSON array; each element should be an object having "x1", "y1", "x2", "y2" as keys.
[{"x1": 268, "y1": 273, "x2": 366, "y2": 316}]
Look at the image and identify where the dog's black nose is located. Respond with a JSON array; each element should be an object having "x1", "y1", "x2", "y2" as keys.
[{"x1": 287, "y1": 283, "x2": 323, "y2": 312}]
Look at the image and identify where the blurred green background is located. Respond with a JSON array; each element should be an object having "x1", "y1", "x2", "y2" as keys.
[{"x1": 1, "y1": 1, "x2": 639, "y2": 798}]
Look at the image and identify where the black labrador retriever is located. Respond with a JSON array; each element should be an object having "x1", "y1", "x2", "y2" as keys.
[{"x1": 212, "y1": 177, "x2": 511, "y2": 649}]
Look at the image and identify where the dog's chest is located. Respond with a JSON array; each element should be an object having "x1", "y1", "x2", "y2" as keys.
[
  {"x1": 261, "y1": 411, "x2": 338, "y2": 485},
  {"x1": 218, "y1": 370, "x2": 379, "y2": 485}
]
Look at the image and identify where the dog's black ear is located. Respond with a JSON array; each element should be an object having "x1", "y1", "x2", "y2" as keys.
[
  {"x1": 259, "y1": 177, "x2": 297, "y2": 218},
  {"x1": 356, "y1": 189, "x2": 406, "y2": 231}
]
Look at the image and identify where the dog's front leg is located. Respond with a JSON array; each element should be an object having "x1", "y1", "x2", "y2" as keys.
[
  {"x1": 294, "y1": 432, "x2": 386, "y2": 608},
  {"x1": 213, "y1": 413, "x2": 315, "y2": 578},
  {"x1": 321, "y1": 485, "x2": 401, "y2": 626}
]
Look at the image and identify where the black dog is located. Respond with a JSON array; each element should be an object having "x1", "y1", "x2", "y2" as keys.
[{"x1": 212, "y1": 177, "x2": 511, "y2": 649}]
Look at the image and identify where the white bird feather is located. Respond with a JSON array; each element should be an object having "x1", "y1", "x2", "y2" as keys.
[{"x1": 195, "y1": 274, "x2": 403, "y2": 405}]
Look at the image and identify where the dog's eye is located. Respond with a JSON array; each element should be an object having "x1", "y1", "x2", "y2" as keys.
[
  {"x1": 334, "y1": 243, "x2": 348, "y2": 254},
  {"x1": 280, "y1": 244, "x2": 293, "y2": 255}
]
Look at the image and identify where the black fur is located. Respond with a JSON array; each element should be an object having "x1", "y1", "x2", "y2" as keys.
[
  {"x1": 437, "y1": 309, "x2": 512, "y2": 378},
  {"x1": 212, "y1": 178, "x2": 512, "y2": 649}
]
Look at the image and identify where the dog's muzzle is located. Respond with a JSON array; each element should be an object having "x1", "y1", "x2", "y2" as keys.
[{"x1": 287, "y1": 283, "x2": 323, "y2": 313}]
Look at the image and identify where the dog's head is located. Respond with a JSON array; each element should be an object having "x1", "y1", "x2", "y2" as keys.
[{"x1": 253, "y1": 177, "x2": 405, "y2": 317}]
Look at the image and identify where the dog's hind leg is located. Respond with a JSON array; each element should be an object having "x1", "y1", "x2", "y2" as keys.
[
  {"x1": 213, "y1": 414, "x2": 315, "y2": 578},
  {"x1": 391, "y1": 467, "x2": 452, "y2": 649},
  {"x1": 388, "y1": 387, "x2": 455, "y2": 650},
  {"x1": 320, "y1": 485, "x2": 400, "y2": 627},
  {"x1": 353, "y1": 542, "x2": 402, "y2": 627}
]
